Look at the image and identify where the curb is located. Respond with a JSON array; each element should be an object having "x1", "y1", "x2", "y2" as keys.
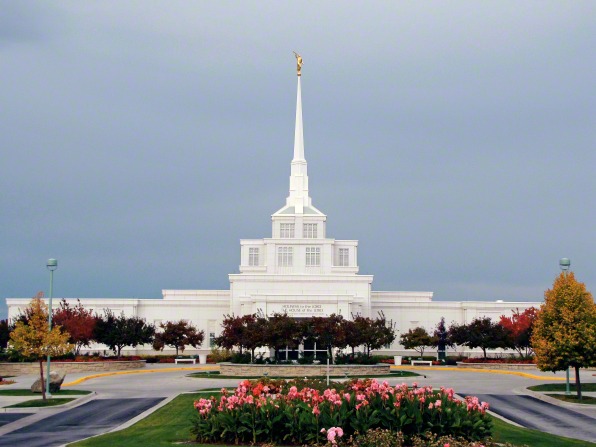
[
  {"x1": 391, "y1": 365, "x2": 566, "y2": 381},
  {"x1": 519, "y1": 387, "x2": 596, "y2": 411},
  {"x1": 0, "y1": 391, "x2": 97, "y2": 413},
  {"x1": 62, "y1": 365, "x2": 218, "y2": 387}
]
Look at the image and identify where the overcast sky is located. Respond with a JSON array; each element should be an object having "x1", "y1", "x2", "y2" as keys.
[{"x1": 1, "y1": 2, "x2": 595, "y2": 319}]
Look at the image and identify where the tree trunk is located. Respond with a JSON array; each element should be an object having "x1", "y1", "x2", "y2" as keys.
[
  {"x1": 482, "y1": 347, "x2": 487, "y2": 359},
  {"x1": 39, "y1": 359, "x2": 46, "y2": 401},
  {"x1": 575, "y1": 366, "x2": 582, "y2": 400},
  {"x1": 175, "y1": 346, "x2": 179, "y2": 356}
]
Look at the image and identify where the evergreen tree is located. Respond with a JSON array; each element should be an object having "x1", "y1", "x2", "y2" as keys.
[{"x1": 532, "y1": 272, "x2": 596, "y2": 399}]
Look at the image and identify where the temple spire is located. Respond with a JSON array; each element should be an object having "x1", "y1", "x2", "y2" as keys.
[{"x1": 293, "y1": 76, "x2": 305, "y2": 161}]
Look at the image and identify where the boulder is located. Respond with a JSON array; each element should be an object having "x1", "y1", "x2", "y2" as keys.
[{"x1": 31, "y1": 370, "x2": 66, "y2": 393}]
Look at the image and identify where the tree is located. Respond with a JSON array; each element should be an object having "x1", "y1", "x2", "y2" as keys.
[
  {"x1": 9, "y1": 296, "x2": 73, "y2": 400},
  {"x1": 53, "y1": 299, "x2": 98, "y2": 356},
  {"x1": 243, "y1": 314, "x2": 269, "y2": 361},
  {"x1": 153, "y1": 320, "x2": 204, "y2": 356},
  {"x1": 0, "y1": 319, "x2": 11, "y2": 352},
  {"x1": 532, "y1": 272, "x2": 596, "y2": 400},
  {"x1": 449, "y1": 317, "x2": 510, "y2": 359},
  {"x1": 214, "y1": 314, "x2": 246, "y2": 354},
  {"x1": 355, "y1": 312, "x2": 396, "y2": 356},
  {"x1": 400, "y1": 327, "x2": 435, "y2": 357},
  {"x1": 308, "y1": 314, "x2": 347, "y2": 359},
  {"x1": 214, "y1": 314, "x2": 262, "y2": 356},
  {"x1": 499, "y1": 307, "x2": 537, "y2": 358},
  {"x1": 94, "y1": 310, "x2": 155, "y2": 357},
  {"x1": 342, "y1": 319, "x2": 363, "y2": 355},
  {"x1": 263, "y1": 313, "x2": 303, "y2": 361}
]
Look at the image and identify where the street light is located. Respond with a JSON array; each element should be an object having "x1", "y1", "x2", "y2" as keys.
[
  {"x1": 46, "y1": 258, "x2": 58, "y2": 398},
  {"x1": 559, "y1": 257, "x2": 571, "y2": 396}
]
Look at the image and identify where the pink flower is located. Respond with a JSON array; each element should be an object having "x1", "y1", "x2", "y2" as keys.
[
  {"x1": 444, "y1": 444, "x2": 450, "y2": 447},
  {"x1": 326, "y1": 427, "x2": 344, "y2": 445},
  {"x1": 435, "y1": 399, "x2": 442, "y2": 407},
  {"x1": 312, "y1": 405, "x2": 320, "y2": 415}
]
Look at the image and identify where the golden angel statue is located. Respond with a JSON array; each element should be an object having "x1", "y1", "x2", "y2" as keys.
[{"x1": 293, "y1": 51, "x2": 303, "y2": 76}]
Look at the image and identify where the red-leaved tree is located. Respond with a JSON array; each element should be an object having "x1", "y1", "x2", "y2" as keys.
[
  {"x1": 499, "y1": 307, "x2": 537, "y2": 358},
  {"x1": 53, "y1": 299, "x2": 97, "y2": 355}
]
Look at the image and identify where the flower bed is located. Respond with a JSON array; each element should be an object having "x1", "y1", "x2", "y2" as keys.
[{"x1": 192, "y1": 378, "x2": 492, "y2": 446}]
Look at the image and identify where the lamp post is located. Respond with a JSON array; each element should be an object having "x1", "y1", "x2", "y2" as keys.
[
  {"x1": 46, "y1": 258, "x2": 58, "y2": 398},
  {"x1": 559, "y1": 257, "x2": 571, "y2": 396}
]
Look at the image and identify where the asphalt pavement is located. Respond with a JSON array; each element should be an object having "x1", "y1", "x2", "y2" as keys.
[
  {"x1": 461, "y1": 392, "x2": 596, "y2": 443},
  {"x1": 0, "y1": 398, "x2": 163, "y2": 447}
]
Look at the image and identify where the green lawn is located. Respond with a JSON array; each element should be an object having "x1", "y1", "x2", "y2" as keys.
[
  {"x1": 0, "y1": 389, "x2": 92, "y2": 396},
  {"x1": 528, "y1": 383, "x2": 596, "y2": 392},
  {"x1": 68, "y1": 392, "x2": 596, "y2": 447},
  {"x1": 491, "y1": 416, "x2": 595, "y2": 446},
  {"x1": 545, "y1": 394, "x2": 596, "y2": 405},
  {"x1": 5, "y1": 398, "x2": 76, "y2": 408}
]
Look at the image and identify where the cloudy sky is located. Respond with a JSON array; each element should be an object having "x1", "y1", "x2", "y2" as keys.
[{"x1": 1, "y1": 2, "x2": 595, "y2": 319}]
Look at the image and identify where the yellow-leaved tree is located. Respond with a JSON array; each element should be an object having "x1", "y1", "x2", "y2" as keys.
[
  {"x1": 532, "y1": 272, "x2": 596, "y2": 399},
  {"x1": 9, "y1": 294, "x2": 73, "y2": 400}
]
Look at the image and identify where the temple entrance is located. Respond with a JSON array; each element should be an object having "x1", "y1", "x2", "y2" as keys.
[{"x1": 302, "y1": 339, "x2": 328, "y2": 361}]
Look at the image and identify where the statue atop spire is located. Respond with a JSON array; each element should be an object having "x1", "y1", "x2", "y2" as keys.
[{"x1": 293, "y1": 51, "x2": 303, "y2": 76}]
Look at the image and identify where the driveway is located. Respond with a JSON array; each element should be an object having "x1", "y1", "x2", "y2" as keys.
[
  {"x1": 0, "y1": 398, "x2": 162, "y2": 447},
  {"x1": 460, "y1": 392, "x2": 596, "y2": 443}
]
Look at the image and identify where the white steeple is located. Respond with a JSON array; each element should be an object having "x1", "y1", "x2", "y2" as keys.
[
  {"x1": 287, "y1": 76, "x2": 311, "y2": 213},
  {"x1": 273, "y1": 55, "x2": 324, "y2": 218}
]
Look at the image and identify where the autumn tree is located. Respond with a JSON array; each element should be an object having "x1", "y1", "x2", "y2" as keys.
[
  {"x1": 243, "y1": 314, "x2": 269, "y2": 360},
  {"x1": 153, "y1": 320, "x2": 204, "y2": 356},
  {"x1": 263, "y1": 313, "x2": 303, "y2": 361},
  {"x1": 94, "y1": 310, "x2": 155, "y2": 357},
  {"x1": 53, "y1": 299, "x2": 97, "y2": 356},
  {"x1": 400, "y1": 327, "x2": 436, "y2": 357},
  {"x1": 355, "y1": 312, "x2": 396, "y2": 357},
  {"x1": 532, "y1": 272, "x2": 596, "y2": 400},
  {"x1": 214, "y1": 314, "x2": 255, "y2": 355},
  {"x1": 342, "y1": 319, "x2": 363, "y2": 355},
  {"x1": 307, "y1": 314, "x2": 347, "y2": 359},
  {"x1": 9, "y1": 295, "x2": 73, "y2": 400},
  {"x1": 449, "y1": 317, "x2": 511, "y2": 359},
  {"x1": 499, "y1": 307, "x2": 537, "y2": 358}
]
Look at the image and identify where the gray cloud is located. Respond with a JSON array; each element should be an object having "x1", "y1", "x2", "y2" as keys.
[{"x1": 1, "y1": 2, "x2": 595, "y2": 319}]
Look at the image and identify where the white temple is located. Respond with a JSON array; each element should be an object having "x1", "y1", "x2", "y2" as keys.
[{"x1": 6, "y1": 60, "x2": 540, "y2": 356}]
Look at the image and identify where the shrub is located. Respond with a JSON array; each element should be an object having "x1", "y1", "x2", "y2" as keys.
[
  {"x1": 192, "y1": 378, "x2": 492, "y2": 446},
  {"x1": 230, "y1": 352, "x2": 252, "y2": 364},
  {"x1": 335, "y1": 352, "x2": 377, "y2": 365},
  {"x1": 208, "y1": 348, "x2": 233, "y2": 363},
  {"x1": 321, "y1": 428, "x2": 515, "y2": 447}
]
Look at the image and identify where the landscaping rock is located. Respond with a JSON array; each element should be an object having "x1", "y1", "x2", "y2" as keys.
[{"x1": 31, "y1": 370, "x2": 66, "y2": 393}]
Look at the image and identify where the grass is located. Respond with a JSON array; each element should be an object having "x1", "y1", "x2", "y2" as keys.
[
  {"x1": 528, "y1": 383, "x2": 596, "y2": 392},
  {"x1": 5, "y1": 398, "x2": 76, "y2": 408},
  {"x1": 67, "y1": 392, "x2": 596, "y2": 447},
  {"x1": 188, "y1": 371, "x2": 420, "y2": 379},
  {"x1": 545, "y1": 394, "x2": 596, "y2": 405},
  {"x1": 0, "y1": 389, "x2": 92, "y2": 396},
  {"x1": 491, "y1": 416, "x2": 595, "y2": 446}
]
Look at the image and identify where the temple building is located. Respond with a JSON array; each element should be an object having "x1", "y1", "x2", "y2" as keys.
[{"x1": 6, "y1": 61, "x2": 539, "y2": 356}]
